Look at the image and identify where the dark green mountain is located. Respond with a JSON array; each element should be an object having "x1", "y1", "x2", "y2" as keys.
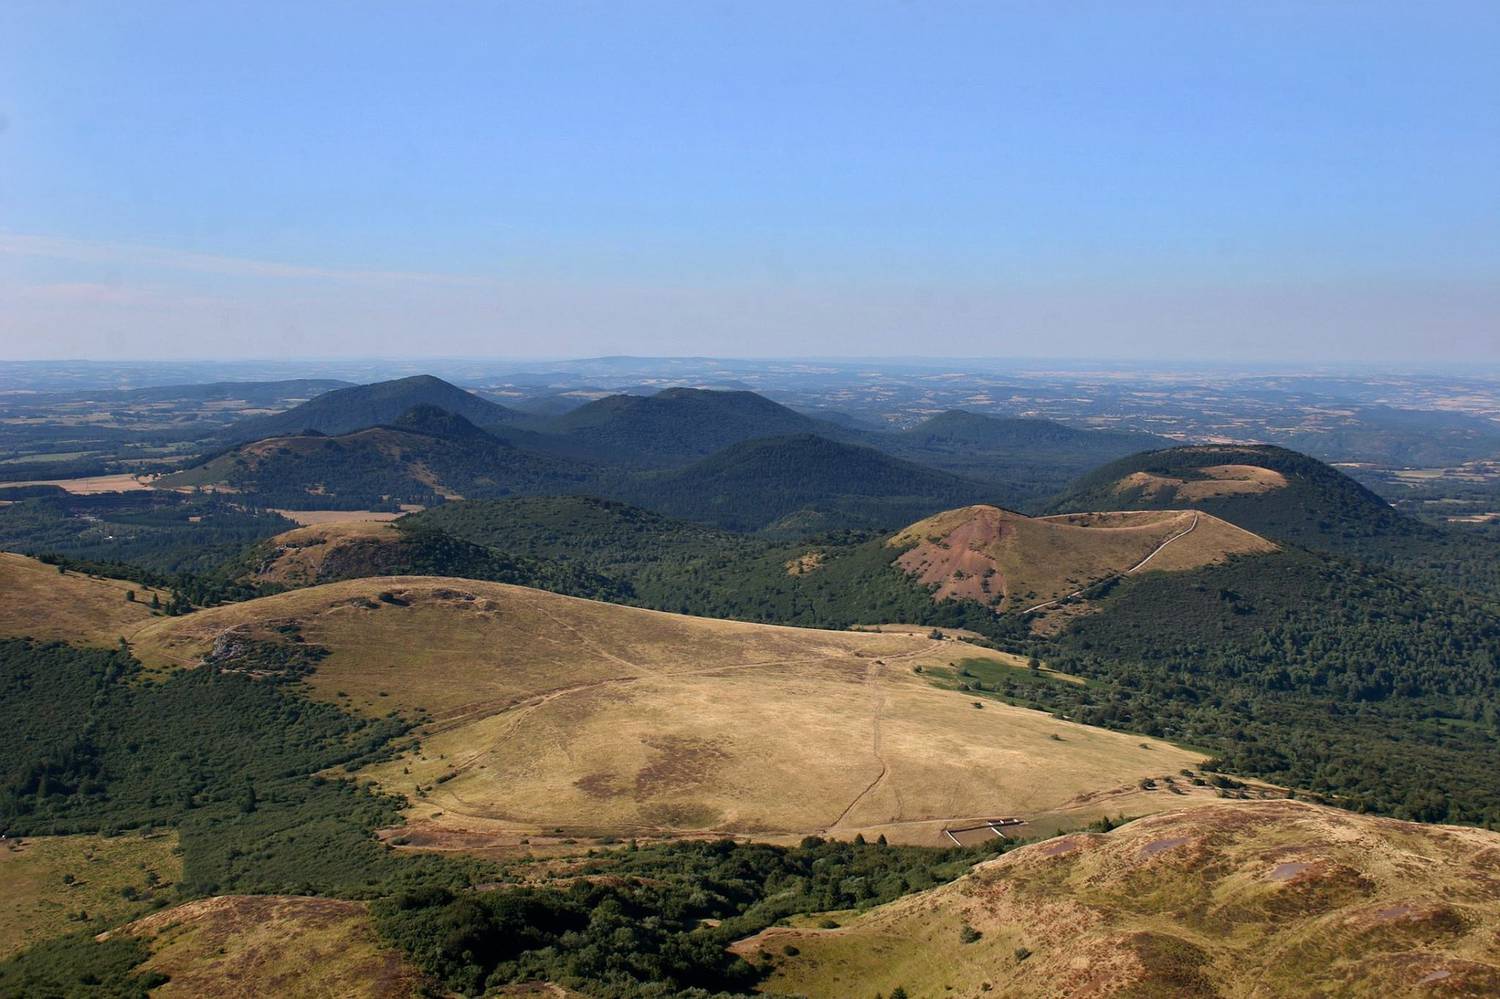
[
  {"x1": 165, "y1": 406, "x2": 592, "y2": 509},
  {"x1": 388, "y1": 403, "x2": 501, "y2": 442},
  {"x1": 1003, "y1": 547, "x2": 1500, "y2": 826},
  {"x1": 901, "y1": 410, "x2": 1164, "y2": 454},
  {"x1": 623, "y1": 433, "x2": 996, "y2": 533},
  {"x1": 223, "y1": 375, "x2": 524, "y2": 442},
  {"x1": 543, "y1": 388, "x2": 852, "y2": 466},
  {"x1": 882, "y1": 410, "x2": 1169, "y2": 505},
  {"x1": 1048, "y1": 443, "x2": 1423, "y2": 554}
]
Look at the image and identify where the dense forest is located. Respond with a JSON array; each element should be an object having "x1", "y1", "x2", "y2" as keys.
[
  {"x1": 377, "y1": 835, "x2": 1004, "y2": 997},
  {"x1": 403, "y1": 497, "x2": 1004, "y2": 630},
  {"x1": 616, "y1": 433, "x2": 998, "y2": 534},
  {"x1": 1049, "y1": 443, "x2": 1420, "y2": 550},
  {"x1": 977, "y1": 550, "x2": 1500, "y2": 825},
  {"x1": 0, "y1": 489, "x2": 294, "y2": 575}
]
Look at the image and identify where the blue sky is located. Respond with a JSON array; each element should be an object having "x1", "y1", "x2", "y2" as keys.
[{"x1": 1, "y1": 1, "x2": 1497, "y2": 361}]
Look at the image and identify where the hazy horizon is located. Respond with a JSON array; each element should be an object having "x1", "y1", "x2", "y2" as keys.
[{"x1": 3, "y1": 2, "x2": 1497, "y2": 362}]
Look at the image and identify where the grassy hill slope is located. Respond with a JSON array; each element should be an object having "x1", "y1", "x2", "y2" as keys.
[
  {"x1": 115, "y1": 895, "x2": 425, "y2": 998},
  {"x1": 890, "y1": 504, "x2": 1274, "y2": 613},
  {"x1": 0, "y1": 552, "x2": 168, "y2": 645},
  {"x1": 131, "y1": 577, "x2": 1200, "y2": 844},
  {"x1": 1049, "y1": 444, "x2": 1421, "y2": 554},
  {"x1": 216, "y1": 496, "x2": 1500, "y2": 827},
  {"x1": 749, "y1": 798, "x2": 1500, "y2": 998},
  {"x1": 1, "y1": 830, "x2": 181, "y2": 961}
]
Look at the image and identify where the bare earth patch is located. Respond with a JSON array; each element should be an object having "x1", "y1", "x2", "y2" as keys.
[
  {"x1": 269, "y1": 509, "x2": 412, "y2": 526},
  {"x1": 784, "y1": 551, "x2": 825, "y2": 575}
]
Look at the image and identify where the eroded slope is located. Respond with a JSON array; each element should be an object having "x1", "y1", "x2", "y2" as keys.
[{"x1": 890, "y1": 505, "x2": 1274, "y2": 613}]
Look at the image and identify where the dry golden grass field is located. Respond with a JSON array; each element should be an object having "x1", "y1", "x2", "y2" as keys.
[
  {"x1": 269, "y1": 509, "x2": 411, "y2": 527},
  {"x1": 0, "y1": 831, "x2": 180, "y2": 959},
  {"x1": 131, "y1": 577, "x2": 1205, "y2": 846},
  {"x1": 111, "y1": 895, "x2": 423, "y2": 998},
  {"x1": 741, "y1": 798, "x2": 1500, "y2": 998},
  {"x1": 1112, "y1": 454, "x2": 1291, "y2": 504},
  {"x1": 0, "y1": 473, "x2": 154, "y2": 494},
  {"x1": 0, "y1": 552, "x2": 168, "y2": 645},
  {"x1": 889, "y1": 504, "x2": 1274, "y2": 614}
]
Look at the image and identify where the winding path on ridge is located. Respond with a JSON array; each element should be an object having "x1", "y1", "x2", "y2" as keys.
[{"x1": 1020, "y1": 512, "x2": 1201, "y2": 615}]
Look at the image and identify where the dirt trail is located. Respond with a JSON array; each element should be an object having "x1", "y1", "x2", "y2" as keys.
[
  {"x1": 430, "y1": 646, "x2": 935, "y2": 795},
  {"x1": 823, "y1": 660, "x2": 894, "y2": 833},
  {"x1": 1020, "y1": 512, "x2": 1200, "y2": 615},
  {"x1": 427, "y1": 643, "x2": 940, "y2": 830}
]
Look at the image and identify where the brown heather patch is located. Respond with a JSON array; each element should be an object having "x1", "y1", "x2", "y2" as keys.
[
  {"x1": 115, "y1": 895, "x2": 425, "y2": 998},
  {"x1": 633, "y1": 735, "x2": 731, "y2": 798},
  {"x1": 755, "y1": 799, "x2": 1500, "y2": 999}
]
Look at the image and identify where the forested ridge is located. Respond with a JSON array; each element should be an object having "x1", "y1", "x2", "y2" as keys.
[
  {"x1": 1049, "y1": 444, "x2": 1421, "y2": 550},
  {"x1": 975, "y1": 550, "x2": 1500, "y2": 825}
]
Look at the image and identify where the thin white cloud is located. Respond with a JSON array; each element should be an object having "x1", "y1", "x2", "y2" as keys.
[
  {"x1": 0, "y1": 231, "x2": 492, "y2": 287},
  {"x1": 13, "y1": 281, "x2": 226, "y2": 308}
]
